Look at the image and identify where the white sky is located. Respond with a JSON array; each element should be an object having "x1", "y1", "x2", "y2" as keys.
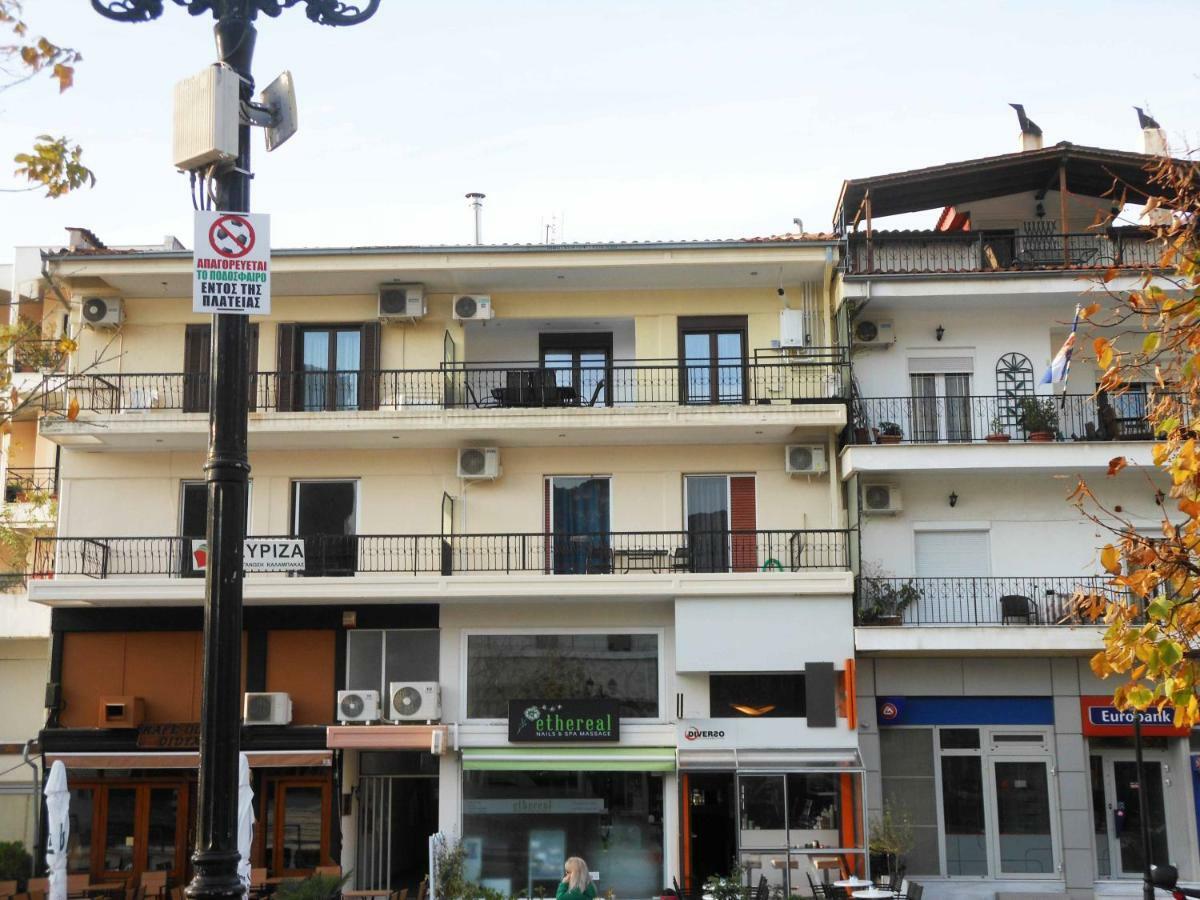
[{"x1": 1, "y1": 0, "x2": 1197, "y2": 258}]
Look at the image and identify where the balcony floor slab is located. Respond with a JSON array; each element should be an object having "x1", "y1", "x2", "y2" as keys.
[
  {"x1": 841, "y1": 440, "x2": 1155, "y2": 477},
  {"x1": 855, "y1": 624, "x2": 1104, "y2": 655}
]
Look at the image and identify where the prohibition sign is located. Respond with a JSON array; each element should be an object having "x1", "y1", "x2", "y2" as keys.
[{"x1": 208, "y1": 214, "x2": 256, "y2": 259}]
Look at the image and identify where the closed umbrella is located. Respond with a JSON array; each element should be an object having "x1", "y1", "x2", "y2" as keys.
[
  {"x1": 44, "y1": 760, "x2": 69, "y2": 900},
  {"x1": 237, "y1": 753, "x2": 255, "y2": 892}
]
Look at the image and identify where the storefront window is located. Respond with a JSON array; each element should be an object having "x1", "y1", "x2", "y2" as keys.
[
  {"x1": 993, "y1": 761, "x2": 1052, "y2": 874},
  {"x1": 103, "y1": 788, "x2": 137, "y2": 872},
  {"x1": 462, "y1": 771, "x2": 663, "y2": 899},
  {"x1": 879, "y1": 730, "x2": 939, "y2": 875},
  {"x1": 67, "y1": 788, "x2": 94, "y2": 873},
  {"x1": 940, "y1": 756, "x2": 986, "y2": 875},
  {"x1": 145, "y1": 788, "x2": 179, "y2": 873},
  {"x1": 739, "y1": 776, "x2": 785, "y2": 849},
  {"x1": 465, "y1": 633, "x2": 659, "y2": 719},
  {"x1": 709, "y1": 674, "x2": 805, "y2": 718}
]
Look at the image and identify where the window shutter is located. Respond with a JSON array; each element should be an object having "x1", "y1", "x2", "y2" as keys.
[
  {"x1": 275, "y1": 323, "x2": 297, "y2": 412},
  {"x1": 543, "y1": 478, "x2": 552, "y2": 574},
  {"x1": 183, "y1": 324, "x2": 211, "y2": 413},
  {"x1": 914, "y1": 530, "x2": 990, "y2": 577},
  {"x1": 247, "y1": 323, "x2": 260, "y2": 412},
  {"x1": 729, "y1": 475, "x2": 757, "y2": 573},
  {"x1": 359, "y1": 320, "x2": 381, "y2": 411}
]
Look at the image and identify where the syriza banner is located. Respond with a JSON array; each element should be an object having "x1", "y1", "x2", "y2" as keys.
[{"x1": 193, "y1": 210, "x2": 271, "y2": 315}]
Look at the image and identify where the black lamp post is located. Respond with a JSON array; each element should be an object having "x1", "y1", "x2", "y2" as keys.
[{"x1": 89, "y1": 4, "x2": 379, "y2": 900}]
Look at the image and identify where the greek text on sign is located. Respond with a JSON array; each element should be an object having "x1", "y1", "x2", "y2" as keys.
[
  {"x1": 191, "y1": 538, "x2": 305, "y2": 573},
  {"x1": 193, "y1": 210, "x2": 271, "y2": 315}
]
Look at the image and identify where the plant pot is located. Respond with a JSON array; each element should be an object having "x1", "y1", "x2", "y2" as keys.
[
  {"x1": 985, "y1": 434, "x2": 1011, "y2": 443},
  {"x1": 873, "y1": 615, "x2": 903, "y2": 626},
  {"x1": 1028, "y1": 431, "x2": 1055, "y2": 442},
  {"x1": 854, "y1": 427, "x2": 871, "y2": 444},
  {"x1": 877, "y1": 434, "x2": 902, "y2": 445}
]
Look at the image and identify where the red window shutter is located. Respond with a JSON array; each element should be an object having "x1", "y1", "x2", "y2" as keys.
[
  {"x1": 543, "y1": 478, "x2": 551, "y2": 573},
  {"x1": 729, "y1": 475, "x2": 757, "y2": 572}
]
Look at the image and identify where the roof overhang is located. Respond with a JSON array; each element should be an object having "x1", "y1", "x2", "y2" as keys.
[{"x1": 835, "y1": 142, "x2": 1193, "y2": 225}]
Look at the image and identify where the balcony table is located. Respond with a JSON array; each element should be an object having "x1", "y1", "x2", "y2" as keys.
[{"x1": 612, "y1": 548, "x2": 669, "y2": 573}]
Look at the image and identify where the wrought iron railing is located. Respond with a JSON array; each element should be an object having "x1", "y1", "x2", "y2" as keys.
[
  {"x1": 32, "y1": 529, "x2": 851, "y2": 579},
  {"x1": 856, "y1": 575, "x2": 1117, "y2": 626},
  {"x1": 846, "y1": 229, "x2": 1165, "y2": 275},
  {"x1": 851, "y1": 393, "x2": 1178, "y2": 444},
  {"x1": 5, "y1": 467, "x2": 58, "y2": 502},
  {"x1": 44, "y1": 354, "x2": 849, "y2": 414}
]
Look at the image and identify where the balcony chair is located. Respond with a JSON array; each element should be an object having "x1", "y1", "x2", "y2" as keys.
[
  {"x1": 583, "y1": 378, "x2": 607, "y2": 407},
  {"x1": 670, "y1": 545, "x2": 692, "y2": 573},
  {"x1": 1000, "y1": 594, "x2": 1040, "y2": 624},
  {"x1": 585, "y1": 545, "x2": 613, "y2": 574}
]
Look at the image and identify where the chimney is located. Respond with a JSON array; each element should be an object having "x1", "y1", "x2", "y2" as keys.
[
  {"x1": 1135, "y1": 107, "x2": 1168, "y2": 157},
  {"x1": 465, "y1": 192, "x2": 485, "y2": 245},
  {"x1": 65, "y1": 227, "x2": 107, "y2": 252},
  {"x1": 1009, "y1": 103, "x2": 1043, "y2": 152}
]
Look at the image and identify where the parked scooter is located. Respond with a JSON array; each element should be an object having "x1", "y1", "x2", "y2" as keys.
[{"x1": 1151, "y1": 864, "x2": 1200, "y2": 898}]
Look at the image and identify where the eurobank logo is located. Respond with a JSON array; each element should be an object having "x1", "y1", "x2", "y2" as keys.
[{"x1": 684, "y1": 727, "x2": 726, "y2": 742}]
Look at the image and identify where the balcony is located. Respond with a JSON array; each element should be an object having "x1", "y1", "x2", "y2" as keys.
[
  {"x1": 851, "y1": 393, "x2": 1171, "y2": 445},
  {"x1": 5, "y1": 467, "x2": 58, "y2": 502},
  {"x1": 38, "y1": 354, "x2": 849, "y2": 450},
  {"x1": 846, "y1": 228, "x2": 1163, "y2": 276},
  {"x1": 33, "y1": 529, "x2": 850, "y2": 579},
  {"x1": 854, "y1": 575, "x2": 1116, "y2": 654}
]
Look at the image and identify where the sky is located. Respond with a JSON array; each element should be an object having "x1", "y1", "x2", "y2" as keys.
[{"x1": 1, "y1": 0, "x2": 1198, "y2": 258}]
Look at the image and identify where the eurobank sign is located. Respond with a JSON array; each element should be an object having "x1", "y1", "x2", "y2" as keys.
[{"x1": 1079, "y1": 695, "x2": 1189, "y2": 737}]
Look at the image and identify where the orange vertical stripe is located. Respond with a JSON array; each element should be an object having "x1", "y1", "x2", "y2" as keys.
[
  {"x1": 845, "y1": 657, "x2": 857, "y2": 730},
  {"x1": 680, "y1": 773, "x2": 692, "y2": 892}
]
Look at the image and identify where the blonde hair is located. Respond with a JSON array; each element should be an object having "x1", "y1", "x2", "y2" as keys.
[{"x1": 565, "y1": 857, "x2": 591, "y2": 893}]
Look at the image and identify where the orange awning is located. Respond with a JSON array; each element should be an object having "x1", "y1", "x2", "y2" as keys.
[
  {"x1": 325, "y1": 724, "x2": 447, "y2": 752},
  {"x1": 45, "y1": 750, "x2": 331, "y2": 769}
]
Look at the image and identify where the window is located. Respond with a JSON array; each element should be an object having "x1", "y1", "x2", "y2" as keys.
[
  {"x1": 684, "y1": 475, "x2": 756, "y2": 573},
  {"x1": 879, "y1": 726, "x2": 1058, "y2": 879},
  {"x1": 258, "y1": 776, "x2": 332, "y2": 877},
  {"x1": 182, "y1": 323, "x2": 259, "y2": 414},
  {"x1": 546, "y1": 476, "x2": 610, "y2": 575},
  {"x1": 180, "y1": 480, "x2": 252, "y2": 578},
  {"x1": 465, "y1": 632, "x2": 659, "y2": 719},
  {"x1": 709, "y1": 673, "x2": 806, "y2": 718},
  {"x1": 346, "y1": 629, "x2": 440, "y2": 698},
  {"x1": 679, "y1": 316, "x2": 747, "y2": 405},
  {"x1": 292, "y1": 480, "x2": 357, "y2": 576},
  {"x1": 540, "y1": 333, "x2": 612, "y2": 407},
  {"x1": 276, "y1": 322, "x2": 380, "y2": 412},
  {"x1": 462, "y1": 770, "x2": 664, "y2": 899},
  {"x1": 65, "y1": 782, "x2": 187, "y2": 881}
]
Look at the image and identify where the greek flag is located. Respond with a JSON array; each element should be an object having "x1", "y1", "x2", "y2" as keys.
[{"x1": 1041, "y1": 305, "x2": 1081, "y2": 385}]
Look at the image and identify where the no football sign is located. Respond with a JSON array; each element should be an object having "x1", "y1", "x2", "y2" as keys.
[{"x1": 193, "y1": 210, "x2": 271, "y2": 315}]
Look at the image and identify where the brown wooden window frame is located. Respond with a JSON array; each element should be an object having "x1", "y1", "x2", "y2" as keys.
[
  {"x1": 676, "y1": 315, "x2": 749, "y2": 405},
  {"x1": 254, "y1": 774, "x2": 333, "y2": 877}
]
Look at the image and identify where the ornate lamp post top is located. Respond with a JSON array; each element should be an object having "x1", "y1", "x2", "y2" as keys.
[{"x1": 91, "y1": 0, "x2": 380, "y2": 25}]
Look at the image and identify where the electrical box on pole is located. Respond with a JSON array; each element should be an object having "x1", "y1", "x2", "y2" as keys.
[{"x1": 172, "y1": 65, "x2": 240, "y2": 171}]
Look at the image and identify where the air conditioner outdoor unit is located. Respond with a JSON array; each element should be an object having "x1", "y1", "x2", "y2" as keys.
[
  {"x1": 378, "y1": 284, "x2": 426, "y2": 321},
  {"x1": 98, "y1": 695, "x2": 145, "y2": 728},
  {"x1": 862, "y1": 483, "x2": 902, "y2": 515},
  {"x1": 243, "y1": 692, "x2": 292, "y2": 726},
  {"x1": 82, "y1": 297, "x2": 124, "y2": 328},
  {"x1": 785, "y1": 444, "x2": 827, "y2": 475},
  {"x1": 452, "y1": 294, "x2": 494, "y2": 321},
  {"x1": 853, "y1": 318, "x2": 894, "y2": 348},
  {"x1": 336, "y1": 689, "x2": 380, "y2": 724},
  {"x1": 457, "y1": 447, "x2": 500, "y2": 480},
  {"x1": 388, "y1": 681, "x2": 441, "y2": 722}
]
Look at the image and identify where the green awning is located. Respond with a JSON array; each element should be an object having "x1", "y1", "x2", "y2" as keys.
[{"x1": 462, "y1": 747, "x2": 676, "y2": 772}]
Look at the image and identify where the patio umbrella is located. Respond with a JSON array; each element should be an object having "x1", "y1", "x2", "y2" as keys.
[
  {"x1": 237, "y1": 753, "x2": 255, "y2": 892},
  {"x1": 44, "y1": 760, "x2": 69, "y2": 900}
]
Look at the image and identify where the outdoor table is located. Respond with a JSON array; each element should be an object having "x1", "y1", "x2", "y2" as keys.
[
  {"x1": 851, "y1": 890, "x2": 894, "y2": 899},
  {"x1": 342, "y1": 891, "x2": 393, "y2": 899},
  {"x1": 613, "y1": 548, "x2": 669, "y2": 573},
  {"x1": 79, "y1": 885, "x2": 125, "y2": 898},
  {"x1": 833, "y1": 878, "x2": 872, "y2": 889}
]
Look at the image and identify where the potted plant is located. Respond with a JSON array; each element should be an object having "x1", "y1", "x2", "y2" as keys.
[
  {"x1": 857, "y1": 569, "x2": 921, "y2": 625},
  {"x1": 701, "y1": 858, "x2": 745, "y2": 900},
  {"x1": 985, "y1": 415, "x2": 1011, "y2": 443},
  {"x1": 869, "y1": 802, "x2": 914, "y2": 887},
  {"x1": 875, "y1": 421, "x2": 903, "y2": 444},
  {"x1": 1017, "y1": 396, "x2": 1059, "y2": 442},
  {"x1": 273, "y1": 872, "x2": 350, "y2": 900}
]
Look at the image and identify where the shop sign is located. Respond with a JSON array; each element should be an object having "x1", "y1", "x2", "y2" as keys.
[
  {"x1": 508, "y1": 700, "x2": 619, "y2": 743},
  {"x1": 1079, "y1": 696, "x2": 1189, "y2": 737},
  {"x1": 193, "y1": 210, "x2": 271, "y2": 315},
  {"x1": 137, "y1": 723, "x2": 200, "y2": 749},
  {"x1": 678, "y1": 720, "x2": 734, "y2": 747},
  {"x1": 463, "y1": 798, "x2": 606, "y2": 815},
  {"x1": 191, "y1": 538, "x2": 306, "y2": 573}
]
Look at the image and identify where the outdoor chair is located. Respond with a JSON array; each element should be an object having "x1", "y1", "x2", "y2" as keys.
[
  {"x1": 67, "y1": 875, "x2": 90, "y2": 898},
  {"x1": 905, "y1": 884, "x2": 923, "y2": 900},
  {"x1": 585, "y1": 545, "x2": 613, "y2": 574},
  {"x1": 0, "y1": 882, "x2": 17, "y2": 899},
  {"x1": 139, "y1": 871, "x2": 166, "y2": 900},
  {"x1": 670, "y1": 546, "x2": 692, "y2": 572},
  {"x1": 1000, "y1": 594, "x2": 1040, "y2": 624},
  {"x1": 415, "y1": 876, "x2": 427, "y2": 900},
  {"x1": 753, "y1": 876, "x2": 768, "y2": 900},
  {"x1": 313, "y1": 867, "x2": 341, "y2": 878},
  {"x1": 26, "y1": 878, "x2": 47, "y2": 900},
  {"x1": 804, "y1": 873, "x2": 829, "y2": 898},
  {"x1": 584, "y1": 378, "x2": 607, "y2": 407}
]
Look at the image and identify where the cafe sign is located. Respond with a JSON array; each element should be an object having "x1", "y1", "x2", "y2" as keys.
[
  {"x1": 1079, "y1": 695, "x2": 1189, "y2": 737},
  {"x1": 508, "y1": 699, "x2": 620, "y2": 743}
]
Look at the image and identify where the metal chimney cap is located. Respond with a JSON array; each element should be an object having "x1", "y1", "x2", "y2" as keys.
[
  {"x1": 1009, "y1": 103, "x2": 1042, "y2": 137},
  {"x1": 465, "y1": 192, "x2": 486, "y2": 200},
  {"x1": 1134, "y1": 106, "x2": 1161, "y2": 130}
]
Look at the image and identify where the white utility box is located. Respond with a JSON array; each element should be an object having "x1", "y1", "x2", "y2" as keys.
[{"x1": 173, "y1": 65, "x2": 239, "y2": 171}]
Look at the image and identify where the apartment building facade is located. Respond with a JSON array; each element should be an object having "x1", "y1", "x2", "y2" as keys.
[
  {"x1": 839, "y1": 129, "x2": 1200, "y2": 898},
  {"x1": 31, "y1": 238, "x2": 863, "y2": 898}
]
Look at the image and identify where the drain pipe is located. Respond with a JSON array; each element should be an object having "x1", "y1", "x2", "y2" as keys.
[{"x1": 22, "y1": 740, "x2": 38, "y2": 878}]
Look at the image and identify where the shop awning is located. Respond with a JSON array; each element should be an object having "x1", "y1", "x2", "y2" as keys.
[
  {"x1": 462, "y1": 747, "x2": 676, "y2": 772},
  {"x1": 45, "y1": 750, "x2": 332, "y2": 769},
  {"x1": 678, "y1": 748, "x2": 862, "y2": 771},
  {"x1": 326, "y1": 724, "x2": 447, "y2": 752}
]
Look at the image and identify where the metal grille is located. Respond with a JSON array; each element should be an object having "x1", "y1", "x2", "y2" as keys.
[{"x1": 356, "y1": 776, "x2": 393, "y2": 890}]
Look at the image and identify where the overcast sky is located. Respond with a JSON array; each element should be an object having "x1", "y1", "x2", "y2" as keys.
[{"x1": 1, "y1": 0, "x2": 1197, "y2": 258}]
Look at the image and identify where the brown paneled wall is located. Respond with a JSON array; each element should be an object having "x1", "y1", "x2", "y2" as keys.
[{"x1": 60, "y1": 629, "x2": 330, "y2": 727}]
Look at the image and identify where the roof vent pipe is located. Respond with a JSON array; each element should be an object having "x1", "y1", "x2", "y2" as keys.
[
  {"x1": 465, "y1": 192, "x2": 485, "y2": 245},
  {"x1": 1009, "y1": 103, "x2": 1043, "y2": 152},
  {"x1": 1135, "y1": 107, "x2": 1168, "y2": 157}
]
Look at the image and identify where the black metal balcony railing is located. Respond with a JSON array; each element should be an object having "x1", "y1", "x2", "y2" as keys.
[
  {"x1": 46, "y1": 354, "x2": 848, "y2": 414},
  {"x1": 851, "y1": 394, "x2": 1178, "y2": 444},
  {"x1": 32, "y1": 529, "x2": 850, "y2": 579},
  {"x1": 5, "y1": 467, "x2": 58, "y2": 502},
  {"x1": 856, "y1": 576, "x2": 1117, "y2": 627},
  {"x1": 846, "y1": 229, "x2": 1164, "y2": 275}
]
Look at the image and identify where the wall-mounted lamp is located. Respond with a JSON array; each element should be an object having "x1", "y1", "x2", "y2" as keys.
[
  {"x1": 948, "y1": 491, "x2": 958, "y2": 508},
  {"x1": 935, "y1": 325, "x2": 945, "y2": 342},
  {"x1": 1035, "y1": 201, "x2": 1046, "y2": 218}
]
